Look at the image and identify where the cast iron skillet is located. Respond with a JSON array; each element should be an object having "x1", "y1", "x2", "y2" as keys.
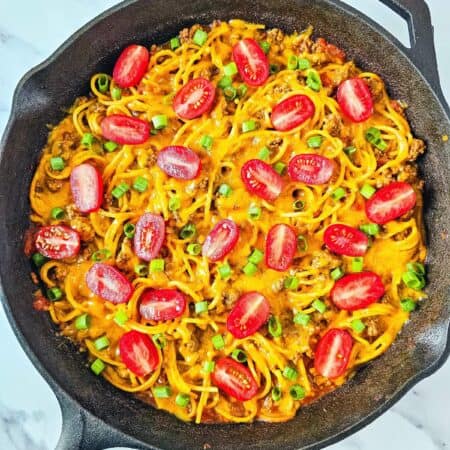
[{"x1": 0, "y1": 0, "x2": 449, "y2": 449}]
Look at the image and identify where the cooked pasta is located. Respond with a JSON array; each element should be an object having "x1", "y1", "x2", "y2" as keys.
[{"x1": 27, "y1": 19, "x2": 427, "y2": 423}]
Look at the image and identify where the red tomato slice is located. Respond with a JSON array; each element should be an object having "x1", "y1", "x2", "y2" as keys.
[
  {"x1": 324, "y1": 224, "x2": 369, "y2": 256},
  {"x1": 265, "y1": 223, "x2": 297, "y2": 271},
  {"x1": 232, "y1": 38, "x2": 269, "y2": 87},
  {"x1": 226, "y1": 291, "x2": 270, "y2": 338},
  {"x1": 157, "y1": 146, "x2": 201, "y2": 180},
  {"x1": 101, "y1": 114, "x2": 150, "y2": 145},
  {"x1": 134, "y1": 213, "x2": 165, "y2": 262},
  {"x1": 119, "y1": 330, "x2": 160, "y2": 377},
  {"x1": 173, "y1": 78, "x2": 215, "y2": 120},
  {"x1": 241, "y1": 159, "x2": 284, "y2": 202},
  {"x1": 271, "y1": 95, "x2": 315, "y2": 131},
  {"x1": 70, "y1": 163, "x2": 103, "y2": 213},
  {"x1": 139, "y1": 288, "x2": 186, "y2": 322},
  {"x1": 35, "y1": 225, "x2": 80, "y2": 260},
  {"x1": 202, "y1": 219, "x2": 239, "y2": 262},
  {"x1": 365, "y1": 181, "x2": 416, "y2": 225},
  {"x1": 86, "y1": 263, "x2": 133, "y2": 304},
  {"x1": 314, "y1": 329, "x2": 353, "y2": 378},
  {"x1": 288, "y1": 154, "x2": 334, "y2": 185},
  {"x1": 112, "y1": 44, "x2": 150, "y2": 88},
  {"x1": 212, "y1": 357, "x2": 259, "y2": 401},
  {"x1": 331, "y1": 271, "x2": 385, "y2": 311},
  {"x1": 337, "y1": 78, "x2": 373, "y2": 123}
]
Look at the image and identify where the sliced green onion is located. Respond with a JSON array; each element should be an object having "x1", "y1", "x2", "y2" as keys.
[
  {"x1": 50, "y1": 207, "x2": 65, "y2": 220},
  {"x1": 124, "y1": 223, "x2": 135, "y2": 239},
  {"x1": 154, "y1": 386, "x2": 172, "y2": 398},
  {"x1": 273, "y1": 161, "x2": 286, "y2": 175},
  {"x1": 258, "y1": 146, "x2": 270, "y2": 161},
  {"x1": 224, "y1": 62, "x2": 238, "y2": 77},
  {"x1": 344, "y1": 146, "x2": 356, "y2": 156},
  {"x1": 200, "y1": 135, "x2": 213, "y2": 151},
  {"x1": 152, "y1": 333, "x2": 166, "y2": 349},
  {"x1": 351, "y1": 318, "x2": 366, "y2": 333},
  {"x1": 150, "y1": 258, "x2": 165, "y2": 273},
  {"x1": 269, "y1": 64, "x2": 279, "y2": 74},
  {"x1": 134, "y1": 263, "x2": 148, "y2": 277},
  {"x1": 97, "y1": 74, "x2": 109, "y2": 93},
  {"x1": 50, "y1": 157, "x2": 65, "y2": 171},
  {"x1": 218, "y1": 263, "x2": 232, "y2": 280},
  {"x1": 293, "y1": 312, "x2": 310, "y2": 326},
  {"x1": 360, "y1": 183, "x2": 376, "y2": 199},
  {"x1": 231, "y1": 349, "x2": 247, "y2": 363},
  {"x1": 248, "y1": 205, "x2": 261, "y2": 220},
  {"x1": 203, "y1": 361, "x2": 215, "y2": 373},
  {"x1": 90, "y1": 358, "x2": 105, "y2": 375},
  {"x1": 168, "y1": 196, "x2": 181, "y2": 211},
  {"x1": 283, "y1": 366, "x2": 298, "y2": 381},
  {"x1": 238, "y1": 84, "x2": 248, "y2": 98},
  {"x1": 195, "y1": 301, "x2": 209, "y2": 314},
  {"x1": 111, "y1": 182, "x2": 130, "y2": 199},
  {"x1": 293, "y1": 199, "x2": 305, "y2": 211},
  {"x1": 218, "y1": 76, "x2": 232, "y2": 89},
  {"x1": 175, "y1": 393, "x2": 190, "y2": 407},
  {"x1": 312, "y1": 299, "x2": 326, "y2": 314},
  {"x1": 351, "y1": 257, "x2": 364, "y2": 273},
  {"x1": 133, "y1": 176, "x2": 148, "y2": 192},
  {"x1": 284, "y1": 276, "x2": 299, "y2": 291},
  {"x1": 104, "y1": 141, "x2": 118, "y2": 152},
  {"x1": 47, "y1": 287, "x2": 62, "y2": 301},
  {"x1": 179, "y1": 223, "x2": 196, "y2": 239},
  {"x1": 331, "y1": 267, "x2": 344, "y2": 280},
  {"x1": 248, "y1": 249, "x2": 264, "y2": 265},
  {"x1": 360, "y1": 223, "x2": 380, "y2": 236},
  {"x1": 297, "y1": 58, "x2": 311, "y2": 70},
  {"x1": 289, "y1": 384, "x2": 305, "y2": 400},
  {"x1": 94, "y1": 336, "x2": 110, "y2": 351},
  {"x1": 297, "y1": 235, "x2": 308, "y2": 252},
  {"x1": 406, "y1": 262, "x2": 425, "y2": 276},
  {"x1": 32, "y1": 252, "x2": 48, "y2": 267},
  {"x1": 114, "y1": 310, "x2": 129, "y2": 326},
  {"x1": 260, "y1": 41, "x2": 270, "y2": 54},
  {"x1": 400, "y1": 298, "x2": 417, "y2": 312},
  {"x1": 218, "y1": 184, "x2": 232, "y2": 197},
  {"x1": 193, "y1": 29, "x2": 208, "y2": 46},
  {"x1": 243, "y1": 262, "x2": 258, "y2": 276},
  {"x1": 75, "y1": 313, "x2": 90, "y2": 330},
  {"x1": 91, "y1": 248, "x2": 112, "y2": 262},
  {"x1": 212, "y1": 334, "x2": 225, "y2": 350},
  {"x1": 306, "y1": 69, "x2": 321, "y2": 91},
  {"x1": 332, "y1": 187, "x2": 346, "y2": 201},
  {"x1": 365, "y1": 127, "x2": 387, "y2": 151},
  {"x1": 152, "y1": 114, "x2": 168, "y2": 130},
  {"x1": 187, "y1": 243, "x2": 202, "y2": 256},
  {"x1": 170, "y1": 36, "x2": 181, "y2": 50},
  {"x1": 287, "y1": 54, "x2": 299, "y2": 70},
  {"x1": 242, "y1": 120, "x2": 257, "y2": 133},
  {"x1": 272, "y1": 386, "x2": 282, "y2": 402},
  {"x1": 111, "y1": 87, "x2": 122, "y2": 101},
  {"x1": 268, "y1": 316, "x2": 282, "y2": 338},
  {"x1": 151, "y1": 128, "x2": 159, "y2": 136},
  {"x1": 307, "y1": 135, "x2": 323, "y2": 148},
  {"x1": 223, "y1": 86, "x2": 237, "y2": 101},
  {"x1": 81, "y1": 133, "x2": 94, "y2": 148},
  {"x1": 402, "y1": 271, "x2": 425, "y2": 290}
]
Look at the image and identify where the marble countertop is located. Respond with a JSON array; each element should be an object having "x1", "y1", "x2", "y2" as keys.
[{"x1": 0, "y1": 1, "x2": 448, "y2": 449}]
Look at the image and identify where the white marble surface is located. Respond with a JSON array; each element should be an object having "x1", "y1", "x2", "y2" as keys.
[{"x1": 0, "y1": 1, "x2": 449, "y2": 449}]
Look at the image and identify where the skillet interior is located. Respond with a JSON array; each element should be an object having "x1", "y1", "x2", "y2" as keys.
[{"x1": 0, "y1": 0, "x2": 449, "y2": 449}]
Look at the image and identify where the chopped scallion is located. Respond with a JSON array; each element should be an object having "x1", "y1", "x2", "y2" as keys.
[
  {"x1": 260, "y1": 41, "x2": 270, "y2": 54},
  {"x1": 297, "y1": 58, "x2": 311, "y2": 70},
  {"x1": 297, "y1": 235, "x2": 308, "y2": 252},
  {"x1": 47, "y1": 287, "x2": 62, "y2": 301},
  {"x1": 193, "y1": 29, "x2": 208, "y2": 46},
  {"x1": 111, "y1": 182, "x2": 130, "y2": 199},
  {"x1": 50, "y1": 207, "x2": 65, "y2": 220},
  {"x1": 134, "y1": 263, "x2": 148, "y2": 277},
  {"x1": 331, "y1": 267, "x2": 344, "y2": 280},
  {"x1": 154, "y1": 386, "x2": 172, "y2": 398},
  {"x1": 94, "y1": 336, "x2": 110, "y2": 350},
  {"x1": 284, "y1": 276, "x2": 299, "y2": 291},
  {"x1": 272, "y1": 386, "x2": 282, "y2": 401},
  {"x1": 104, "y1": 141, "x2": 118, "y2": 152},
  {"x1": 152, "y1": 333, "x2": 166, "y2": 349},
  {"x1": 273, "y1": 161, "x2": 286, "y2": 175},
  {"x1": 203, "y1": 361, "x2": 215, "y2": 373},
  {"x1": 152, "y1": 114, "x2": 168, "y2": 130},
  {"x1": 224, "y1": 62, "x2": 238, "y2": 77},
  {"x1": 307, "y1": 135, "x2": 323, "y2": 148},
  {"x1": 187, "y1": 243, "x2": 202, "y2": 256},
  {"x1": 312, "y1": 299, "x2": 326, "y2": 314},
  {"x1": 243, "y1": 262, "x2": 258, "y2": 276},
  {"x1": 293, "y1": 312, "x2": 310, "y2": 326},
  {"x1": 351, "y1": 257, "x2": 364, "y2": 273},
  {"x1": 75, "y1": 313, "x2": 90, "y2": 330},
  {"x1": 114, "y1": 310, "x2": 129, "y2": 326},
  {"x1": 231, "y1": 348, "x2": 247, "y2": 363},
  {"x1": 133, "y1": 176, "x2": 148, "y2": 193},
  {"x1": 212, "y1": 334, "x2": 225, "y2": 350},
  {"x1": 91, "y1": 248, "x2": 111, "y2": 262},
  {"x1": 360, "y1": 183, "x2": 376, "y2": 199},
  {"x1": 242, "y1": 120, "x2": 257, "y2": 133},
  {"x1": 402, "y1": 271, "x2": 425, "y2": 290},
  {"x1": 289, "y1": 384, "x2": 305, "y2": 400},
  {"x1": 179, "y1": 223, "x2": 196, "y2": 239},
  {"x1": 287, "y1": 55, "x2": 299, "y2": 70},
  {"x1": 400, "y1": 298, "x2": 417, "y2": 312},
  {"x1": 124, "y1": 223, "x2": 135, "y2": 239},
  {"x1": 218, "y1": 184, "x2": 232, "y2": 197},
  {"x1": 248, "y1": 204, "x2": 261, "y2": 220},
  {"x1": 258, "y1": 146, "x2": 270, "y2": 161},
  {"x1": 170, "y1": 37, "x2": 180, "y2": 50},
  {"x1": 223, "y1": 86, "x2": 237, "y2": 101},
  {"x1": 97, "y1": 74, "x2": 109, "y2": 93},
  {"x1": 111, "y1": 87, "x2": 122, "y2": 101},
  {"x1": 283, "y1": 366, "x2": 298, "y2": 381},
  {"x1": 268, "y1": 316, "x2": 282, "y2": 338},
  {"x1": 32, "y1": 252, "x2": 48, "y2": 267},
  {"x1": 150, "y1": 258, "x2": 165, "y2": 273},
  {"x1": 218, "y1": 263, "x2": 232, "y2": 279},
  {"x1": 360, "y1": 223, "x2": 380, "y2": 236},
  {"x1": 218, "y1": 76, "x2": 232, "y2": 89},
  {"x1": 195, "y1": 301, "x2": 208, "y2": 314},
  {"x1": 175, "y1": 393, "x2": 190, "y2": 407},
  {"x1": 50, "y1": 157, "x2": 65, "y2": 171},
  {"x1": 168, "y1": 196, "x2": 181, "y2": 211},
  {"x1": 248, "y1": 249, "x2": 264, "y2": 265},
  {"x1": 332, "y1": 187, "x2": 346, "y2": 201},
  {"x1": 306, "y1": 69, "x2": 321, "y2": 91},
  {"x1": 351, "y1": 318, "x2": 366, "y2": 333},
  {"x1": 200, "y1": 135, "x2": 213, "y2": 151},
  {"x1": 90, "y1": 358, "x2": 105, "y2": 375},
  {"x1": 81, "y1": 133, "x2": 94, "y2": 148}
]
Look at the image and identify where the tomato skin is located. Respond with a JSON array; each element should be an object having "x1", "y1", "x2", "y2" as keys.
[
  {"x1": 288, "y1": 154, "x2": 334, "y2": 185},
  {"x1": 119, "y1": 330, "x2": 160, "y2": 377},
  {"x1": 212, "y1": 357, "x2": 259, "y2": 401},
  {"x1": 112, "y1": 44, "x2": 150, "y2": 88},
  {"x1": 337, "y1": 78, "x2": 373, "y2": 123},
  {"x1": 314, "y1": 329, "x2": 353, "y2": 378},
  {"x1": 324, "y1": 224, "x2": 369, "y2": 257},
  {"x1": 134, "y1": 213, "x2": 165, "y2": 262},
  {"x1": 202, "y1": 219, "x2": 239, "y2": 262},
  {"x1": 157, "y1": 146, "x2": 201, "y2": 180},
  {"x1": 232, "y1": 38, "x2": 269, "y2": 87},
  {"x1": 226, "y1": 291, "x2": 270, "y2": 338},
  {"x1": 241, "y1": 159, "x2": 284, "y2": 202},
  {"x1": 265, "y1": 223, "x2": 297, "y2": 271},
  {"x1": 365, "y1": 181, "x2": 416, "y2": 225},
  {"x1": 70, "y1": 163, "x2": 103, "y2": 213},
  {"x1": 331, "y1": 271, "x2": 385, "y2": 311},
  {"x1": 173, "y1": 78, "x2": 216, "y2": 119},
  {"x1": 101, "y1": 114, "x2": 150, "y2": 145},
  {"x1": 271, "y1": 95, "x2": 315, "y2": 131},
  {"x1": 139, "y1": 288, "x2": 186, "y2": 322},
  {"x1": 86, "y1": 263, "x2": 133, "y2": 304},
  {"x1": 35, "y1": 225, "x2": 80, "y2": 260}
]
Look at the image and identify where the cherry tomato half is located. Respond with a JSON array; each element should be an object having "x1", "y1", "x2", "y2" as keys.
[
  {"x1": 288, "y1": 154, "x2": 334, "y2": 185},
  {"x1": 212, "y1": 357, "x2": 259, "y2": 401},
  {"x1": 202, "y1": 219, "x2": 239, "y2": 262},
  {"x1": 86, "y1": 263, "x2": 133, "y2": 304},
  {"x1": 70, "y1": 163, "x2": 103, "y2": 213},
  {"x1": 232, "y1": 38, "x2": 269, "y2": 87},
  {"x1": 101, "y1": 114, "x2": 150, "y2": 145},
  {"x1": 139, "y1": 288, "x2": 186, "y2": 322},
  {"x1": 337, "y1": 78, "x2": 373, "y2": 123},
  {"x1": 241, "y1": 159, "x2": 284, "y2": 202},
  {"x1": 265, "y1": 223, "x2": 297, "y2": 271},
  {"x1": 134, "y1": 213, "x2": 165, "y2": 262},
  {"x1": 314, "y1": 328, "x2": 353, "y2": 378},
  {"x1": 119, "y1": 330, "x2": 160, "y2": 377},
  {"x1": 35, "y1": 225, "x2": 80, "y2": 260},
  {"x1": 331, "y1": 271, "x2": 385, "y2": 311},
  {"x1": 226, "y1": 291, "x2": 270, "y2": 338},
  {"x1": 157, "y1": 146, "x2": 201, "y2": 180},
  {"x1": 173, "y1": 78, "x2": 216, "y2": 120},
  {"x1": 271, "y1": 95, "x2": 315, "y2": 131},
  {"x1": 112, "y1": 44, "x2": 150, "y2": 88},
  {"x1": 324, "y1": 224, "x2": 369, "y2": 257}
]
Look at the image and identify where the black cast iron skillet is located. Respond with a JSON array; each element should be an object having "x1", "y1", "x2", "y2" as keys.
[{"x1": 0, "y1": 0, "x2": 449, "y2": 449}]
